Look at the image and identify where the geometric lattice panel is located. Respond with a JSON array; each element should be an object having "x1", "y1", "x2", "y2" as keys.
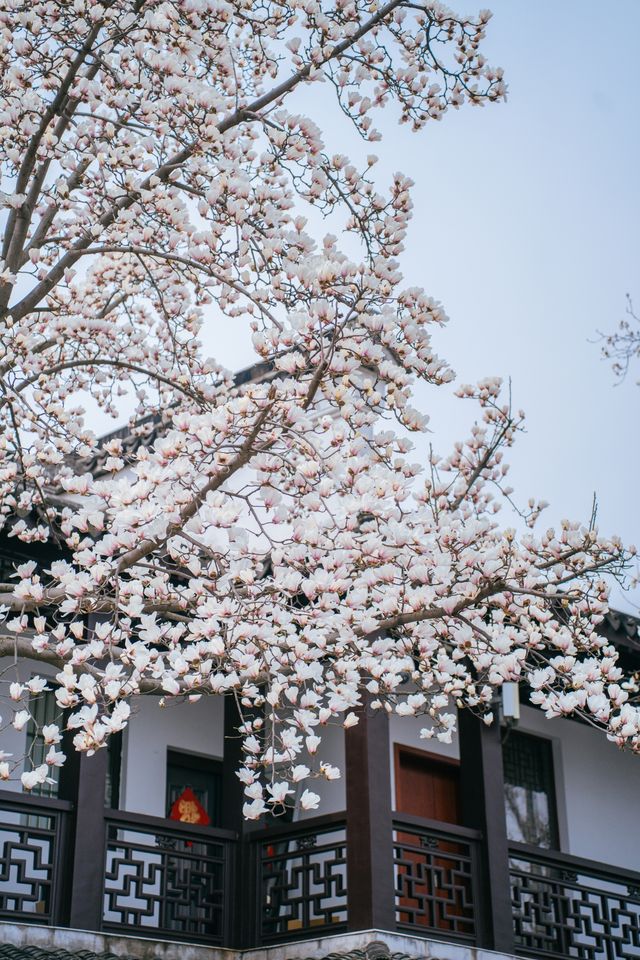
[
  {"x1": 258, "y1": 823, "x2": 348, "y2": 942},
  {"x1": 510, "y1": 850, "x2": 640, "y2": 959},
  {"x1": 503, "y1": 731, "x2": 559, "y2": 848},
  {"x1": 103, "y1": 820, "x2": 230, "y2": 943},
  {"x1": 0, "y1": 807, "x2": 64, "y2": 924},
  {"x1": 394, "y1": 820, "x2": 478, "y2": 941}
]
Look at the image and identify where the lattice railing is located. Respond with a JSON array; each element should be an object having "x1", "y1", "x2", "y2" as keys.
[
  {"x1": 6, "y1": 784, "x2": 640, "y2": 960},
  {"x1": 102, "y1": 809, "x2": 236, "y2": 943},
  {"x1": 252, "y1": 813, "x2": 348, "y2": 942},
  {"x1": 510, "y1": 842, "x2": 640, "y2": 960},
  {"x1": 393, "y1": 813, "x2": 481, "y2": 942},
  {"x1": 0, "y1": 788, "x2": 72, "y2": 925}
]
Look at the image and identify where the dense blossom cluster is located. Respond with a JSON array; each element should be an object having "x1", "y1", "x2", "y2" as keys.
[{"x1": 0, "y1": 0, "x2": 636, "y2": 813}]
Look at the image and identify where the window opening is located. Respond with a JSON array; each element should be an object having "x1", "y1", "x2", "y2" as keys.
[{"x1": 502, "y1": 730, "x2": 559, "y2": 848}]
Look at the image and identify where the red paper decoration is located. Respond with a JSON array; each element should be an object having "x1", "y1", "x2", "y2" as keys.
[{"x1": 168, "y1": 786, "x2": 210, "y2": 826}]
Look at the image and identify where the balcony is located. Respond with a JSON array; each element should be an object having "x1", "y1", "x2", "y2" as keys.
[
  {"x1": 509, "y1": 843, "x2": 640, "y2": 960},
  {"x1": 102, "y1": 808, "x2": 236, "y2": 944},
  {"x1": 2, "y1": 789, "x2": 639, "y2": 960}
]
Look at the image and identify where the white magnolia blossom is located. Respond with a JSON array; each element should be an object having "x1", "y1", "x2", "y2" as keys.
[
  {"x1": 0, "y1": 0, "x2": 636, "y2": 815},
  {"x1": 21, "y1": 764, "x2": 55, "y2": 791},
  {"x1": 300, "y1": 789, "x2": 322, "y2": 811}
]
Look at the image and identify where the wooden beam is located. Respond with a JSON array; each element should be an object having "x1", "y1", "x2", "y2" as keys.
[
  {"x1": 458, "y1": 710, "x2": 515, "y2": 953},
  {"x1": 221, "y1": 695, "x2": 245, "y2": 833},
  {"x1": 222, "y1": 695, "x2": 253, "y2": 947},
  {"x1": 57, "y1": 614, "x2": 113, "y2": 931},
  {"x1": 58, "y1": 745, "x2": 108, "y2": 931},
  {"x1": 345, "y1": 702, "x2": 396, "y2": 932}
]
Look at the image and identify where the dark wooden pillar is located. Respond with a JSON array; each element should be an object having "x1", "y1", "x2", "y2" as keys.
[
  {"x1": 345, "y1": 702, "x2": 396, "y2": 932},
  {"x1": 56, "y1": 614, "x2": 111, "y2": 931},
  {"x1": 458, "y1": 710, "x2": 515, "y2": 954},
  {"x1": 58, "y1": 743, "x2": 108, "y2": 931},
  {"x1": 221, "y1": 695, "x2": 246, "y2": 833},
  {"x1": 222, "y1": 695, "x2": 252, "y2": 947}
]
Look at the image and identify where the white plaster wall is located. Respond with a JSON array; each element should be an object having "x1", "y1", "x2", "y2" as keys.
[
  {"x1": 120, "y1": 693, "x2": 224, "y2": 817},
  {"x1": 517, "y1": 704, "x2": 640, "y2": 871},
  {"x1": 295, "y1": 721, "x2": 346, "y2": 819},
  {"x1": 389, "y1": 712, "x2": 460, "y2": 809},
  {"x1": 0, "y1": 655, "x2": 59, "y2": 789}
]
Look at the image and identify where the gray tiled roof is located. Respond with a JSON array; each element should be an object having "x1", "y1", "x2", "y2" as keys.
[
  {"x1": 301, "y1": 951, "x2": 412, "y2": 960},
  {"x1": 0, "y1": 944, "x2": 412, "y2": 960},
  {"x1": 600, "y1": 610, "x2": 640, "y2": 652},
  {"x1": 0, "y1": 948, "x2": 134, "y2": 960},
  {"x1": 82, "y1": 359, "x2": 274, "y2": 477}
]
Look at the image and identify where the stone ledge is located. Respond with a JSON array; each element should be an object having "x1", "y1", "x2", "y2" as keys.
[{"x1": 0, "y1": 923, "x2": 518, "y2": 960}]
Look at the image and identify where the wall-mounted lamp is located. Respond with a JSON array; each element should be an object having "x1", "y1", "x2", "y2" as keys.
[{"x1": 501, "y1": 681, "x2": 520, "y2": 726}]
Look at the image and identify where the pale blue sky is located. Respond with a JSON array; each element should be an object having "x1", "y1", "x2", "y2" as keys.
[
  {"x1": 216, "y1": 2, "x2": 640, "y2": 611},
  {"x1": 396, "y1": 0, "x2": 640, "y2": 613}
]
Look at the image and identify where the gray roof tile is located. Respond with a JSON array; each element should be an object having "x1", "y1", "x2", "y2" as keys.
[{"x1": 0, "y1": 947, "x2": 133, "y2": 960}]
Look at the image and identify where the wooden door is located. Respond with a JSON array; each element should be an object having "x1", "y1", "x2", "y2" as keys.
[
  {"x1": 395, "y1": 747, "x2": 461, "y2": 824},
  {"x1": 394, "y1": 747, "x2": 472, "y2": 935}
]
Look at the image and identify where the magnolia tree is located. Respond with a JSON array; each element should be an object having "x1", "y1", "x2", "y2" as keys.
[
  {"x1": 0, "y1": 0, "x2": 636, "y2": 815},
  {"x1": 601, "y1": 295, "x2": 640, "y2": 384}
]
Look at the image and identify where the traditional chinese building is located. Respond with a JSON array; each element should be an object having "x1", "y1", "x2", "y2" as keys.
[{"x1": 2, "y1": 369, "x2": 640, "y2": 960}]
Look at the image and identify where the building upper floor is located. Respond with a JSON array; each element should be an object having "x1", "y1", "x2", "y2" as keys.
[{"x1": 2, "y1": 622, "x2": 640, "y2": 960}]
